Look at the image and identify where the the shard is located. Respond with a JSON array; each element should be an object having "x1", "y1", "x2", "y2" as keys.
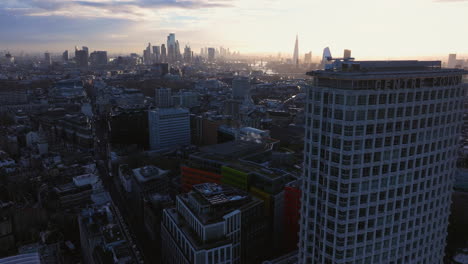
[{"x1": 293, "y1": 34, "x2": 299, "y2": 66}]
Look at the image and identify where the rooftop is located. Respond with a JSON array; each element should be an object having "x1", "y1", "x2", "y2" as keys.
[
  {"x1": 165, "y1": 208, "x2": 232, "y2": 250},
  {"x1": 192, "y1": 183, "x2": 248, "y2": 206},
  {"x1": 180, "y1": 183, "x2": 263, "y2": 225},
  {"x1": 308, "y1": 60, "x2": 467, "y2": 79},
  {"x1": 149, "y1": 107, "x2": 189, "y2": 115},
  {"x1": 72, "y1": 173, "x2": 98, "y2": 187},
  {"x1": 133, "y1": 165, "x2": 168, "y2": 183},
  {"x1": 198, "y1": 140, "x2": 264, "y2": 159}
]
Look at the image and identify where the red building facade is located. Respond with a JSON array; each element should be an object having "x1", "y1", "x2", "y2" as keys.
[
  {"x1": 180, "y1": 166, "x2": 222, "y2": 192},
  {"x1": 283, "y1": 185, "x2": 301, "y2": 252}
]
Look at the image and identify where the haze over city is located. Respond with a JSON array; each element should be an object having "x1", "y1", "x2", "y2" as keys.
[
  {"x1": 2, "y1": 0, "x2": 468, "y2": 58},
  {"x1": 1, "y1": 0, "x2": 468, "y2": 264}
]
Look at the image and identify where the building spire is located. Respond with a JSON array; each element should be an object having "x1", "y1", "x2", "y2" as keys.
[{"x1": 293, "y1": 34, "x2": 299, "y2": 66}]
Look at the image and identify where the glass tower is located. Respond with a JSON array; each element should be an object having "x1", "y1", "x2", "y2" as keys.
[{"x1": 299, "y1": 60, "x2": 466, "y2": 264}]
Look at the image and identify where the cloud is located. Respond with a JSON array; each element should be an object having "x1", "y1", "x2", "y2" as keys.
[{"x1": 1, "y1": 0, "x2": 234, "y2": 20}]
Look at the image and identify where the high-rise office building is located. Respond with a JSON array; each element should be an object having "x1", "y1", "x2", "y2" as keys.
[
  {"x1": 175, "y1": 40, "x2": 181, "y2": 61},
  {"x1": 144, "y1": 43, "x2": 152, "y2": 65},
  {"x1": 161, "y1": 183, "x2": 266, "y2": 264},
  {"x1": 89, "y1": 51, "x2": 108, "y2": 66},
  {"x1": 183, "y1": 45, "x2": 192, "y2": 63},
  {"x1": 344, "y1": 49, "x2": 352, "y2": 59},
  {"x1": 44, "y1": 52, "x2": 51, "y2": 66},
  {"x1": 448, "y1": 54, "x2": 457, "y2": 68},
  {"x1": 153, "y1": 46, "x2": 161, "y2": 62},
  {"x1": 299, "y1": 60, "x2": 466, "y2": 263},
  {"x1": 155, "y1": 88, "x2": 172, "y2": 108},
  {"x1": 148, "y1": 108, "x2": 190, "y2": 151},
  {"x1": 232, "y1": 76, "x2": 250, "y2": 101},
  {"x1": 320, "y1": 47, "x2": 332, "y2": 69},
  {"x1": 167, "y1": 33, "x2": 176, "y2": 46},
  {"x1": 62, "y1": 50, "x2": 69, "y2": 62},
  {"x1": 208, "y1": 47, "x2": 215, "y2": 62},
  {"x1": 293, "y1": 35, "x2": 299, "y2": 66},
  {"x1": 75, "y1": 47, "x2": 89, "y2": 68},
  {"x1": 161, "y1": 44, "x2": 167, "y2": 63},
  {"x1": 167, "y1": 33, "x2": 176, "y2": 62},
  {"x1": 304, "y1": 52, "x2": 312, "y2": 65}
]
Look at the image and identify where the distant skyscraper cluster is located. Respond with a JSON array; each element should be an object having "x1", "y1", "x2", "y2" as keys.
[
  {"x1": 447, "y1": 53, "x2": 467, "y2": 69},
  {"x1": 141, "y1": 33, "x2": 198, "y2": 65}
]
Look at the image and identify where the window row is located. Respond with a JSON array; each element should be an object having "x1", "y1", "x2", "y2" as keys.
[{"x1": 311, "y1": 87, "x2": 463, "y2": 106}]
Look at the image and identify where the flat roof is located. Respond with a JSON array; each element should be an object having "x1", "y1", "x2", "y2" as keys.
[
  {"x1": 199, "y1": 141, "x2": 264, "y2": 158},
  {"x1": 149, "y1": 107, "x2": 189, "y2": 115},
  {"x1": 165, "y1": 208, "x2": 231, "y2": 250},
  {"x1": 192, "y1": 183, "x2": 248, "y2": 206},
  {"x1": 308, "y1": 60, "x2": 467, "y2": 79},
  {"x1": 133, "y1": 165, "x2": 168, "y2": 183}
]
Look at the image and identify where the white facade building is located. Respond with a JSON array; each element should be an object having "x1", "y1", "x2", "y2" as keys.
[
  {"x1": 148, "y1": 108, "x2": 190, "y2": 151},
  {"x1": 161, "y1": 183, "x2": 265, "y2": 264},
  {"x1": 299, "y1": 60, "x2": 466, "y2": 263}
]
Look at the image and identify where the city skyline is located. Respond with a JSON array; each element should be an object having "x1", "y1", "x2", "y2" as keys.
[
  {"x1": 1, "y1": 1, "x2": 468, "y2": 264},
  {"x1": 1, "y1": 0, "x2": 468, "y2": 58}
]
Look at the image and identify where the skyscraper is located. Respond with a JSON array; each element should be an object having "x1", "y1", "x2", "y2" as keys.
[
  {"x1": 167, "y1": 33, "x2": 176, "y2": 62},
  {"x1": 299, "y1": 60, "x2": 466, "y2": 263},
  {"x1": 153, "y1": 46, "x2": 161, "y2": 62},
  {"x1": 344, "y1": 49, "x2": 352, "y2": 59},
  {"x1": 175, "y1": 40, "x2": 181, "y2": 61},
  {"x1": 293, "y1": 34, "x2": 299, "y2": 66},
  {"x1": 143, "y1": 43, "x2": 152, "y2": 65},
  {"x1": 183, "y1": 45, "x2": 192, "y2": 63},
  {"x1": 75, "y1": 47, "x2": 89, "y2": 68},
  {"x1": 207, "y1": 47, "x2": 215, "y2": 62},
  {"x1": 448, "y1": 54, "x2": 457, "y2": 68},
  {"x1": 62, "y1": 50, "x2": 69, "y2": 62},
  {"x1": 44, "y1": 52, "x2": 51, "y2": 66},
  {"x1": 161, "y1": 44, "x2": 167, "y2": 62},
  {"x1": 89, "y1": 51, "x2": 108, "y2": 66},
  {"x1": 320, "y1": 47, "x2": 332, "y2": 69},
  {"x1": 304, "y1": 52, "x2": 312, "y2": 65}
]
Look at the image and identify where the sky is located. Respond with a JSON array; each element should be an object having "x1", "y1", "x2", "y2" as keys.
[{"x1": 1, "y1": 0, "x2": 467, "y2": 59}]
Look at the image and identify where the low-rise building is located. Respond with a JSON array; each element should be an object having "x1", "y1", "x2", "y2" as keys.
[{"x1": 161, "y1": 183, "x2": 266, "y2": 264}]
